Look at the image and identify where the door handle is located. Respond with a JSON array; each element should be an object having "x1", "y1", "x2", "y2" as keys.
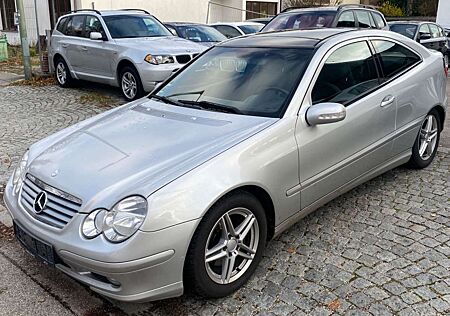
[
  {"x1": 62, "y1": 44, "x2": 69, "y2": 48},
  {"x1": 381, "y1": 95, "x2": 396, "y2": 108},
  {"x1": 81, "y1": 46, "x2": 88, "y2": 51}
]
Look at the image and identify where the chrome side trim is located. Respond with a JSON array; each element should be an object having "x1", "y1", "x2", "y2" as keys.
[{"x1": 274, "y1": 150, "x2": 412, "y2": 237}]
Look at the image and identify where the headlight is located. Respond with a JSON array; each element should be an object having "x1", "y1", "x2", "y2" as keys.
[
  {"x1": 144, "y1": 54, "x2": 174, "y2": 65},
  {"x1": 12, "y1": 150, "x2": 29, "y2": 194},
  {"x1": 81, "y1": 196, "x2": 148, "y2": 243}
]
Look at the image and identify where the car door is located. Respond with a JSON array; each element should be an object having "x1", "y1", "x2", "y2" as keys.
[
  {"x1": 64, "y1": 15, "x2": 86, "y2": 73},
  {"x1": 296, "y1": 40, "x2": 396, "y2": 209},
  {"x1": 77, "y1": 15, "x2": 115, "y2": 80}
]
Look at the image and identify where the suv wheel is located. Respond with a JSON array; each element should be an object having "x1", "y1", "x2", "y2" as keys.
[
  {"x1": 184, "y1": 191, "x2": 267, "y2": 298},
  {"x1": 120, "y1": 66, "x2": 144, "y2": 101},
  {"x1": 55, "y1": 58, "x2": 73, "y2": 87}
]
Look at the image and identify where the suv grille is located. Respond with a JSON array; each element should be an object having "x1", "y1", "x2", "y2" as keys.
[
  {"x1": 20, "y1": 174, "x2": 82, "y2": 229},
  {"x1": 176, "y1": 55, "x2": 192, "y2": 64}
]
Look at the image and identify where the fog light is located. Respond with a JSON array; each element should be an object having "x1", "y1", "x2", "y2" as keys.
[{"x1": 107, "y1": 277, "x2": 121, "y2": 288}]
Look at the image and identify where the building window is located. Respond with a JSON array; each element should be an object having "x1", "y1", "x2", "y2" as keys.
[
  {"x1": 1, "y1": 0, "x2": 17, "y2": 31},
  {"x1": 246, "y1": 1, "x2": 278, "y2": 20}
]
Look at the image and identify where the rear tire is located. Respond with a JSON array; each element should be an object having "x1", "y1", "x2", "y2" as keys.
[
  {"x1": 184, "y1": 191, "x2": 267, "y2": 298},
  {"x1": 407, "y1": 109, "x2": 441, "y2": 169},
  {"x1": 119, "y1": 66, "x2": 144, "y2": 101},
  {"x1": 55, "y1": 58, "x2": 74, "y2": 87}
]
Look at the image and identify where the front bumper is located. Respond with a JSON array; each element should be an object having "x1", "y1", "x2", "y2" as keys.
[
  {"x1": 3, "y1": 180, "x2": 200, "y2": 302},
  {"x1": 136, "y1": 62, "x2": 183, "y2": 93}
]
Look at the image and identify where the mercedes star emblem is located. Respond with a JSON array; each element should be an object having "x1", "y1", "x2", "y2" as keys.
[{"x1": 33, "y1": 191, "x2": 48, "y2": 214}]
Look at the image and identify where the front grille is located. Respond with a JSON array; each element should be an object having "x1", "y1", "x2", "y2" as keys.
[
  {"x1": 20, "y1": 174, "x2": 82, "y2": 229},
  {"x1": 176, "y1": 54, "x2": 192, "y2": 64}
]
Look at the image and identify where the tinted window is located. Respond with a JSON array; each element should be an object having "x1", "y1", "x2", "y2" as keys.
[
  {"x1": 103, "y1": 15, "x2": 172, "y2": 38},
  {"x1": 212, "y1": 25, "x2": 241, "y2": 38},
  {"x1": 237, "y1": 24, "x2": 263, "y2": 34},
  {"x1": 155, "y1": 47, "x2": 313, "y2": 118},
  {"x1": 419, "y1": 24, "x2": 430, "y2": 35},
  {"x1": 337, "y1": 11, "x2": 355, "y2": 28},
  {"x1": 312, "y1": 41, "x2": 379, "y2": 105},
  {"x1": 66, "y1": 15, "x2": 85, "y2": 37},
  {"x1": 429, "y1": 24, "x2": 440, "y2": 38},
  {"x1": 372, "y1": 40, "x2": 421, "y2": 80},
  {"x1": 85, "y1": 15, "x2": 105, "y2": 38},
  {"x1": 371, "y1": 12, "x2": 386, "y2": 29},
  {"x1": 355, "y1": 10, "x2": 371, "y2": 28},
  {"x1": 56, "y1": 17, "x2": 68, "y2": 33},
  {"x1": 262, "y1": 11, "x2": 335, "y2": 31},
  {"x1": 389, "y1": 24, "x2": 418, "y2": 39},
  {"x1": 176, "y1": 25, "x2": 226, "y2": 42}
]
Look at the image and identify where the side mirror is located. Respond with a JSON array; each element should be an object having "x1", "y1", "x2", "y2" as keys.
[
  {"x1": 90, "y1": 32, "x2": 103, "y2": 40},
  {"x1": 306, "y1": 102, "x2": 346, "y2": 126},
  {"x1": 419, "y1": 33, "x2": 432, "y2": 41}
]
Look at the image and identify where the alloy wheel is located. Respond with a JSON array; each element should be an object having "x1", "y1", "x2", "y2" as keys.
[
  {"x1": 56, "y1": 62, "x2": 67, "y2": 85},
  {"x1": 121, "y1": 72, "x2": 137, "y2": 99},
  {"x1": 419, "y1": 114, "x2": 438, "y2": 160},
  {"x1": 204, "y1": 207, "x2": 259, "y2": 285}
]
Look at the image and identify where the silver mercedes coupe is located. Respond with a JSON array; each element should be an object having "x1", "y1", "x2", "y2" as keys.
[{"x1": 4, "y1": 28, "x2": 447, "y2": 302}]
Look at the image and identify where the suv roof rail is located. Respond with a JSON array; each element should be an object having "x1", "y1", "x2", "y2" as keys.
[
  {"x1": 69, "y1": 9, "x2": 102, "y2": 15},
  {"x1": 281, "y1": 6, "x2": 308, "y2": 13},
  {"x1": 338, "y1": 4, "x2": 377, "y2": 10},
  {"x1": 120, "y1": 8, "x2": 151, "y2": 15}
]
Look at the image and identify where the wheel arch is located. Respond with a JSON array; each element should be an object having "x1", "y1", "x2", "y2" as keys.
[
  {"x1": 116, "y1": 59, "x2": 137, "y2": 84},
  {"x1": 53, "y1": 53, "x2": 65, "y2": 67},
  {"x1": 431, "y1": 104, "x2": 446, "y2": 131}
]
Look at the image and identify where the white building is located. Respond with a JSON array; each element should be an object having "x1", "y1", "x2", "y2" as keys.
[{"x1": 0, "y1": 0, "x2": 359, "y2": 45}]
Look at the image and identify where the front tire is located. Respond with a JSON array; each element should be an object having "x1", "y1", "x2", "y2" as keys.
[
  {"x1": 119, "y1": 66, "x2": 144, "y2": 101},
  {"x1": 407, "y1": 109, "x2": 441, "y2": 169},
  {"x1": 184, "y1": 191, "x2": 267, "y2": 298}
]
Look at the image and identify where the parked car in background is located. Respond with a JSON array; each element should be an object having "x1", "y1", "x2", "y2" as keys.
[
  {"x1": 6, "y1": 28, "x2": 447, "y2": 303},
  {"x1": 165, "y1": 22, "x2": 227, "y2": 47},
  {"x1": 210, "y1": 22, "x2": 264, "y2": 38},
  {"x1": 261, "y1": 4, "x2": 388, "y2": 32},
  {"x1": 246, "y1": 17, "x2": 272, "y2": 25},
  {"x1": 389, "y1": 21, "x2": 449, "y2": 69},
  {"x1": 50, "y1": 9, "x2": 205, "y2": 101}
]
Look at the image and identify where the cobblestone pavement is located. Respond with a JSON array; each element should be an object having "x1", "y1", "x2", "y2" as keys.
[{"x1": 0, "y1": 82, "x2": 449, "y2": 316}]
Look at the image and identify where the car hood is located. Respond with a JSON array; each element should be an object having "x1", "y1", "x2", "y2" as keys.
[
  {"x1": 28, "y1": 99, "x2": 276, "y2": 209},
  {"x1": 114, "y1": 36, "x2": 206, "y2": 54}
]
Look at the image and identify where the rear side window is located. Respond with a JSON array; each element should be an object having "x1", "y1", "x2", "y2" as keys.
[
  {"x1": 56, "y1": 17, "x2": 68, "y2": 33},
  {"x1": 312, "y1": 41, "x2": 379, "y2": 105},
  {"x1": 429, "y1": 24, "x2": 440, "y2": 38},
  {"x1": 66, "y1": 15, "x2": 85, "y2": 37},
  {"x1": 336, "y1": 11, "x2": 355, "y2": 28},
  {"x1": 371, "y1": 12, "x2": 386, "y2": 29},
  {"x1": 355, "y1": 10, "x2": 371, "y2": 28},
  {"x1": 371, "y1": 40, "x2": 421, "y2": 80}
]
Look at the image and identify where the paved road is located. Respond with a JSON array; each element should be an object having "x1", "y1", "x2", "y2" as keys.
[{"x1": 0, "y1": 82, "x2": 449, "y2": 316}]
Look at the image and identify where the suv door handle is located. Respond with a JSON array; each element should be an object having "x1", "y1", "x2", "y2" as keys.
[
  {"x1": 62, "y1": 44, "x2": 69, "y2": 48},
  {"x1": 81, "y1": 46, "x2": 88, "y2": 51},
  {"x1": 381, "y1": 95, "x2": 396, "y2": 108}
]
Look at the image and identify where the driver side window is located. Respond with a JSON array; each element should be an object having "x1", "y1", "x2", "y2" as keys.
[{"x1": 311, "y1": 41, "x2": 379, "y2": 105}]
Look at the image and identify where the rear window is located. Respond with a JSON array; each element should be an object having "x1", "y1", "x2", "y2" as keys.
[
  {"x1": 262, "y1": 11, "x2": 335, "y2": 32},
  {"x1": 372, "y1": 40, "x2": 421, "y2": 80}
]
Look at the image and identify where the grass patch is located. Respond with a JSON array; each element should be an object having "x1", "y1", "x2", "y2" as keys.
[{"x1": 79, "y1": 92, "x2": 116, "y2": 107}]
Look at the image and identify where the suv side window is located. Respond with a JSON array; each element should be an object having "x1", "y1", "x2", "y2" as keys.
[
  {"x1": 371, "y1": 40, "x2": 421, "y2": 80},
  {"x1": 66, "y1": 15, "x2": 85, "y2": 37},
  {"x1": 419, "y1": 24, "x2": 430, "y2": 36},
  {"x1": 355, "y1": 10, "x2": 371, "y2": 28},
  {"x1": 336, "y1": 11, "x2": 355, "y2": 28},
  {"x1": 85, "y1": 15, "x2": 105, "y2": 38},
  {"x1": 429, "y1": 24, "x2": 440, "y2": 38},
  {"x1": 312, "y1": 41, "x2": 379, "y2": 105},
  {"x1": 213, "y1": 25, "x2": 241, "y2": 38},
  {"x1": 56, "y1": 17, "x2": 68, "y2": 33},
  {"x1": 371, "y1": 12, "x2": 386, "y2": 29}
]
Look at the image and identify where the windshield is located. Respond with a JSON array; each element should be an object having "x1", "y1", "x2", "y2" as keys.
[
  {"x1": 262, "y1": 11, "x2": 335, "y2": 32},
  {"x1": 237, "y1": 24, "x2": 263, "y2": 34},
  {"x1": 176, "y1": 25, "x2": 227, "y2": 42},
  {"x1": 103, "y1": 15, "x2": 172, "y2": 38},
  {"x1": 389, "y1": 24, "x2": 418, "y2": 39},
  {"x1": 153, "y1": 47, "x2": 313, "y2": 118}
]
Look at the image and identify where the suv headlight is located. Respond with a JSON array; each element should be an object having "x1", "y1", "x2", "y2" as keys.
[
  {"x1": 82, "y1": 196, "x2": 148, "y2": 243},
  {"x1": 144, "y1": 54, "x2": 174, "y2": 65},
  {"x1": 12, "y1": 150, "x2": 29, "y2": 194}
]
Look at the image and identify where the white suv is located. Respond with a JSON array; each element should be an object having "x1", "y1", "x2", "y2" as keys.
[{"x1": 50, "y1": 9, "x2": 205, "y2": 100}]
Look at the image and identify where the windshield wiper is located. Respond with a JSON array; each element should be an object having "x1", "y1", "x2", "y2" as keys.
[
  {"x1": 150, "y1": 95, "x2": 203, "y2": 110},
  {"x1": 178, "y1": 100, "x2": 242, "y2": 115}
]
